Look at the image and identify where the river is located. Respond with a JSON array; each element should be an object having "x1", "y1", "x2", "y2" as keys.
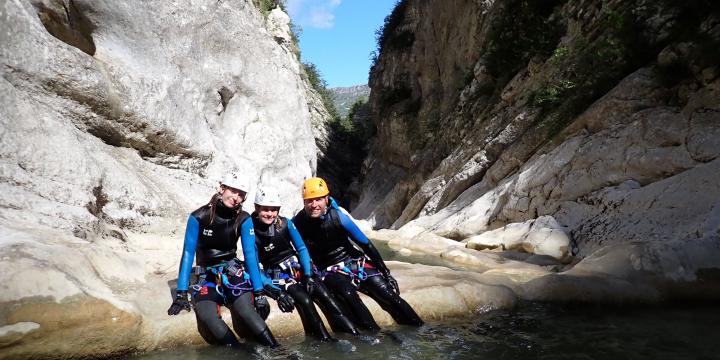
[
  {"x1": 122, "y1": 243, "x2": 720, "y2": 359},
  {"x1": 122, "y1": 301, "x2": 719, "y2": 359}
]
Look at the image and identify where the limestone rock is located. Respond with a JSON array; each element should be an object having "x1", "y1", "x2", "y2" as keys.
[
  {"x1": 0, "y1": 233, "x2": 519, "y2": 359},
  {"x1": 266, "y1": 7, "x2": 294, "y2": 46},
  {"x1": 354, "y1": 0, "x2": 720, "y2": 305},
  {"x1": 465, "y1": 215, "x2": 571, "y2": 260},
  {"x1": 1, "y1": 0, "x2": 318, "y2": 232},
  {"x1": 369, "y1": 229, "x2": 551, "y2": 274},
  {"x1": 0, "y1": 0, "x2": 320, "y2": 357}
]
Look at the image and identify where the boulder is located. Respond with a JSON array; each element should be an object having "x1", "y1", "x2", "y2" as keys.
[{"x1": 465, "y1": 215, "x2": 571, "y2": 260}]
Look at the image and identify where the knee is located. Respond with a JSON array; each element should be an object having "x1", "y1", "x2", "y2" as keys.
[
  {"x1": 232, "y1": 305, "x2": 257, "y2": 321},
  {"x1": 195, "y1": 303, "x2": 220, "y2": 322},
  {"x1": 294, "y1": 293, "x2": 313, "y2": 309},
  {"x1": 196, "y1": 311, "x2": 220, "y2": 325},
  {"x1": 334, "y1": 283, "x2": 359, "y2": 299},
  {"x1": 338, "y1": 287, "x2": 360, "y2": 301},
  {"x1": 380, "y1": 292, "x2": 407, "y2": 309}
]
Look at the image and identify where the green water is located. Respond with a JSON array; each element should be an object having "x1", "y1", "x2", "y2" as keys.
[{"x1": 124, "y1": 302, "x2": 720, "y2": 360}]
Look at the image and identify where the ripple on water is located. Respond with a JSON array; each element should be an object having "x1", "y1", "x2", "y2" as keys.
[{"x1": 122, "y1": 302, "x2": 720, "y2": 360}]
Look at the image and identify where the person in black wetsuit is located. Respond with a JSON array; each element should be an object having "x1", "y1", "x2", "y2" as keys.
[
  {"x1": 241, "y1": 186, "x2": 360, "y2": 340},
  {"x1": 166, "y1": 173, "x2": 294, "y2": 348},
  {"x1": 292, "y1": 177, "x2": 424, "y2": 332}
]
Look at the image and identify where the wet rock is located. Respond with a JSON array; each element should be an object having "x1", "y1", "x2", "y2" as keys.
[{"x1": 1, "y1": 296, "x2": 144, "y2": 359}]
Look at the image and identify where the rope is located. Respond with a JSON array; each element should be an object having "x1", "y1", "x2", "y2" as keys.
[{"x1": 321, "y1": 257, "x2": 381, "y2": 287}]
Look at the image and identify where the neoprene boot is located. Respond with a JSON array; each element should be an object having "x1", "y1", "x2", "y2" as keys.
[
  {"x1": 255, "y1": 327, "x2": 279, "y2": 347},
  {"x1": 313, "y1": 321, "x2": 336, "y2": 342}
]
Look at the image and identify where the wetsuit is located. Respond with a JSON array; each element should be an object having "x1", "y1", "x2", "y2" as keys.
[
  {"x1": 241, "y1": 214, "x2": 359, "y2": 338},
  {"x1": 292, "y1": 198, "x2": 424, "y2": 331},
  {"x1": 176, "y1": 199, "x2": 278, "y2": 347}
]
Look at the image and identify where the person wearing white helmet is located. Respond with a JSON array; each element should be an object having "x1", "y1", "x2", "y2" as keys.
[
  {"x1": 241, "y1": 186, "x2": 360, "y2": 341},
  {"x1": 168, "y1": 173, "x2": 284, "y2": 348}
]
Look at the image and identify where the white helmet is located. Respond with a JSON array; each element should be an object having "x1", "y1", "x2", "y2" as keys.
[
  {"x1": 254, "y1": 186, "x2": 282, "y2": 207},
  {"x1": 220, "y1": 172, "x2": 250, "y2": 193}
]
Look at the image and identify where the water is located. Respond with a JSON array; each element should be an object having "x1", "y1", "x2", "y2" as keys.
[
  {"x1": 125, "y1": 243, "x2": 719, "y2": 359},
  {"x1": 374, "y1": 240, "x2": 481, "y2": 271},
  {"x1": 123, "y1": 302, "x2": 720, "y2": 360}
]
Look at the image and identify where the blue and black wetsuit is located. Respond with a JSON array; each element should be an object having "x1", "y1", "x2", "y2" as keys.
[
  {"x1": 241, "y1": 214, "x2": 359, "y2": 338},
  {"x1": 292, "y1": 198, "x2": 423, "y2": 331},
  {"x1": 177, "y1": 199, "x2": 277, "y2": 347}
]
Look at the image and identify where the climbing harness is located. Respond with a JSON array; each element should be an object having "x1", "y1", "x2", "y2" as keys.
[
  {"x1": 320, "y1": 257, "x2": 381, "y2": 287},
  {"x1": 190, "y1": 258, "x2": 253, "y2": 301},
  {"x1": 266, "y1": 256, "x2": 302, "y2": 289}
]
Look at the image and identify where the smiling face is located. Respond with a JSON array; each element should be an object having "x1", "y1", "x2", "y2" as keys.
[
  {"x1": 303, "y1": 196, "x2": 328, "y2": 219},
  {"x1": 255, "y1": 205, "x2": 280, "y2": 225},
  {"x1": 220, "y1": 185, "x2": 246, "y2": 209}
]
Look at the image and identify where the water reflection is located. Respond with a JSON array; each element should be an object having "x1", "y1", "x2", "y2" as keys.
[{"x1": 123, "y1": 302, "x2": 720, "y2": 360}]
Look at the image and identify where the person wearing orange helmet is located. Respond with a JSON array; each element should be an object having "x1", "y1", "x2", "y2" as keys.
[{"x1": 292, "y1": 177, "x2": 423, "y2": 331}]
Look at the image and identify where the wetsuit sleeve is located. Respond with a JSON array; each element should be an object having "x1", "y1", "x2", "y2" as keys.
[
  {"x1": 287, "y1": 219, "x2": 313, "y2": 277},
  {"x1": 240, "y1": 217, "x2": 265, "y2": 292},
  {"x1": 177, "y1": 215, "x2": 200, "y2": 291},
  {"x1": 330, "y1": 197, "x2": 391, "y2": 275},
  {"x1": 261, "y1": 272, "x2": 275, "y2": 288},
  {"x1": 330, "y1": 197, "x2": 369, "y2": 245}
]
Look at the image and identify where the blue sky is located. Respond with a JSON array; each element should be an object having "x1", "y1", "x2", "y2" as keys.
[{"x1": 286, "y1": 0, "x2": 399, "y2": 88}]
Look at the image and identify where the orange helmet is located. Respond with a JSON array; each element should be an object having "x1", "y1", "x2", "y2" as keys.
[{"x1": 302, "y1": 177, "x2": 329, "y2": 199}]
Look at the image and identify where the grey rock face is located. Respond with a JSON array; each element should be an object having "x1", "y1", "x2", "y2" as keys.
[
  {"x1": 1, "y1": 0, "x2": 320, "y2": 357},
  {"x1": 355, "y1": 0, "x2": 720, "y2": 300},
  {"x1": 2, "y1": 0, "x2": 319, "y2": 230}
]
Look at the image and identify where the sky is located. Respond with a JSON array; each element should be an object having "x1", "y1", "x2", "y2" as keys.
[{"x1": 285, "y1": 0, "x2": 399, "y2": 88}]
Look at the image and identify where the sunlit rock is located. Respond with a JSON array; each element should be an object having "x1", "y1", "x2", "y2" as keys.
[
  {"x1": 0, "y1": 0, "x2": 318, "y2": 357},
  {"x1": 353, "y1": 0, "x2": 720, "y2": 307},
  {"x1": 465, "y1": 215, "x2": 571, "y2": 260},
  {"x1": 369, "y1": 229, "x2": 551, "y2": 274}
]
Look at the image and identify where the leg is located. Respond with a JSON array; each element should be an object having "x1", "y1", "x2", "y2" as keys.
[
  {"x1": 310, "y1": 279, "x2": 360, "y2": 335},
  {"x1": 229, "y1": 290, "x2": 270, "y2": 339},
  {"x1": 228, "y1": 292, "x2": 278, "y2": 347},
  {"x1": 194, "y1": 300, "x2": 241, "y2": 347},
  {"x1": 323, "y1": 272, "x2": 381, "y2": 332},
  {"x1": 359, "y1": 272, "x2": 423, "y2": 326},
  {"x1": 286, "y1": 283, "x2": 333, "y2": 341}
]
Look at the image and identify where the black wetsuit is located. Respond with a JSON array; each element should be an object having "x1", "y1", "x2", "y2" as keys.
[
  {"x1": 241, "y1": 213, "x2": 359, "y2": 338},
  {"x1": 292, "y1": 199, "x2": 424, "y2": 331},
  {"x1": 176, "y1": 200, "x2": 277, "y2": 347}
]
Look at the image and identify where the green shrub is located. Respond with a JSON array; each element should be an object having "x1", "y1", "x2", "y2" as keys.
[
  {"x1": 531, "y1": 79, "x2": 576, "y2": 109},
  {"x1": 375, "y1": 0, "x2": 414, "y2": 54},
  {"x1": 376, "y1": 85, "x2": 412, "y2": 107},
  {"x1": 530, "y1": 1, "x2": 663, "y2": 140},
  {"x1": 329, "y1": 98, "x2": 375, "y2": 143},
  {"x1": 254, "y1": 0, "x2": 278, "y2": 19},
  {"x1": 549, "y1": 46, "x2": 569, "y2": 64},
  {"x1": 302, "y1": 62, "x2": 338, "y2": 119},
  {"x1": 371, "y1": 0, "x2": 411, "y2": 70},
  {"x1": 484, "y1": 0, "x2": 568, "y2": 85}
]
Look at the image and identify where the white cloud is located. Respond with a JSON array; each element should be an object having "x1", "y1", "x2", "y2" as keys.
[
  {"x1": 308, "y1": 6, "x2": 335, "y2": 28},
  {"x1": 286, "y1": 0, "x2": 304, "y2": 20},
  {"x1": 286, "y1": 0, "x2": 342, "y2": 29}
]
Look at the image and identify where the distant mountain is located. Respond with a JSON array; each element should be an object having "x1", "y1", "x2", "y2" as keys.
[{"x1": 329, "y1": 84, "x2": 370, "y2": 118}]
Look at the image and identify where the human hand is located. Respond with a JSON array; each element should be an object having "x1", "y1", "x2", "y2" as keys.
[{"x1": 167, "y1": 290, "x2": 192, "y2": 315}]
